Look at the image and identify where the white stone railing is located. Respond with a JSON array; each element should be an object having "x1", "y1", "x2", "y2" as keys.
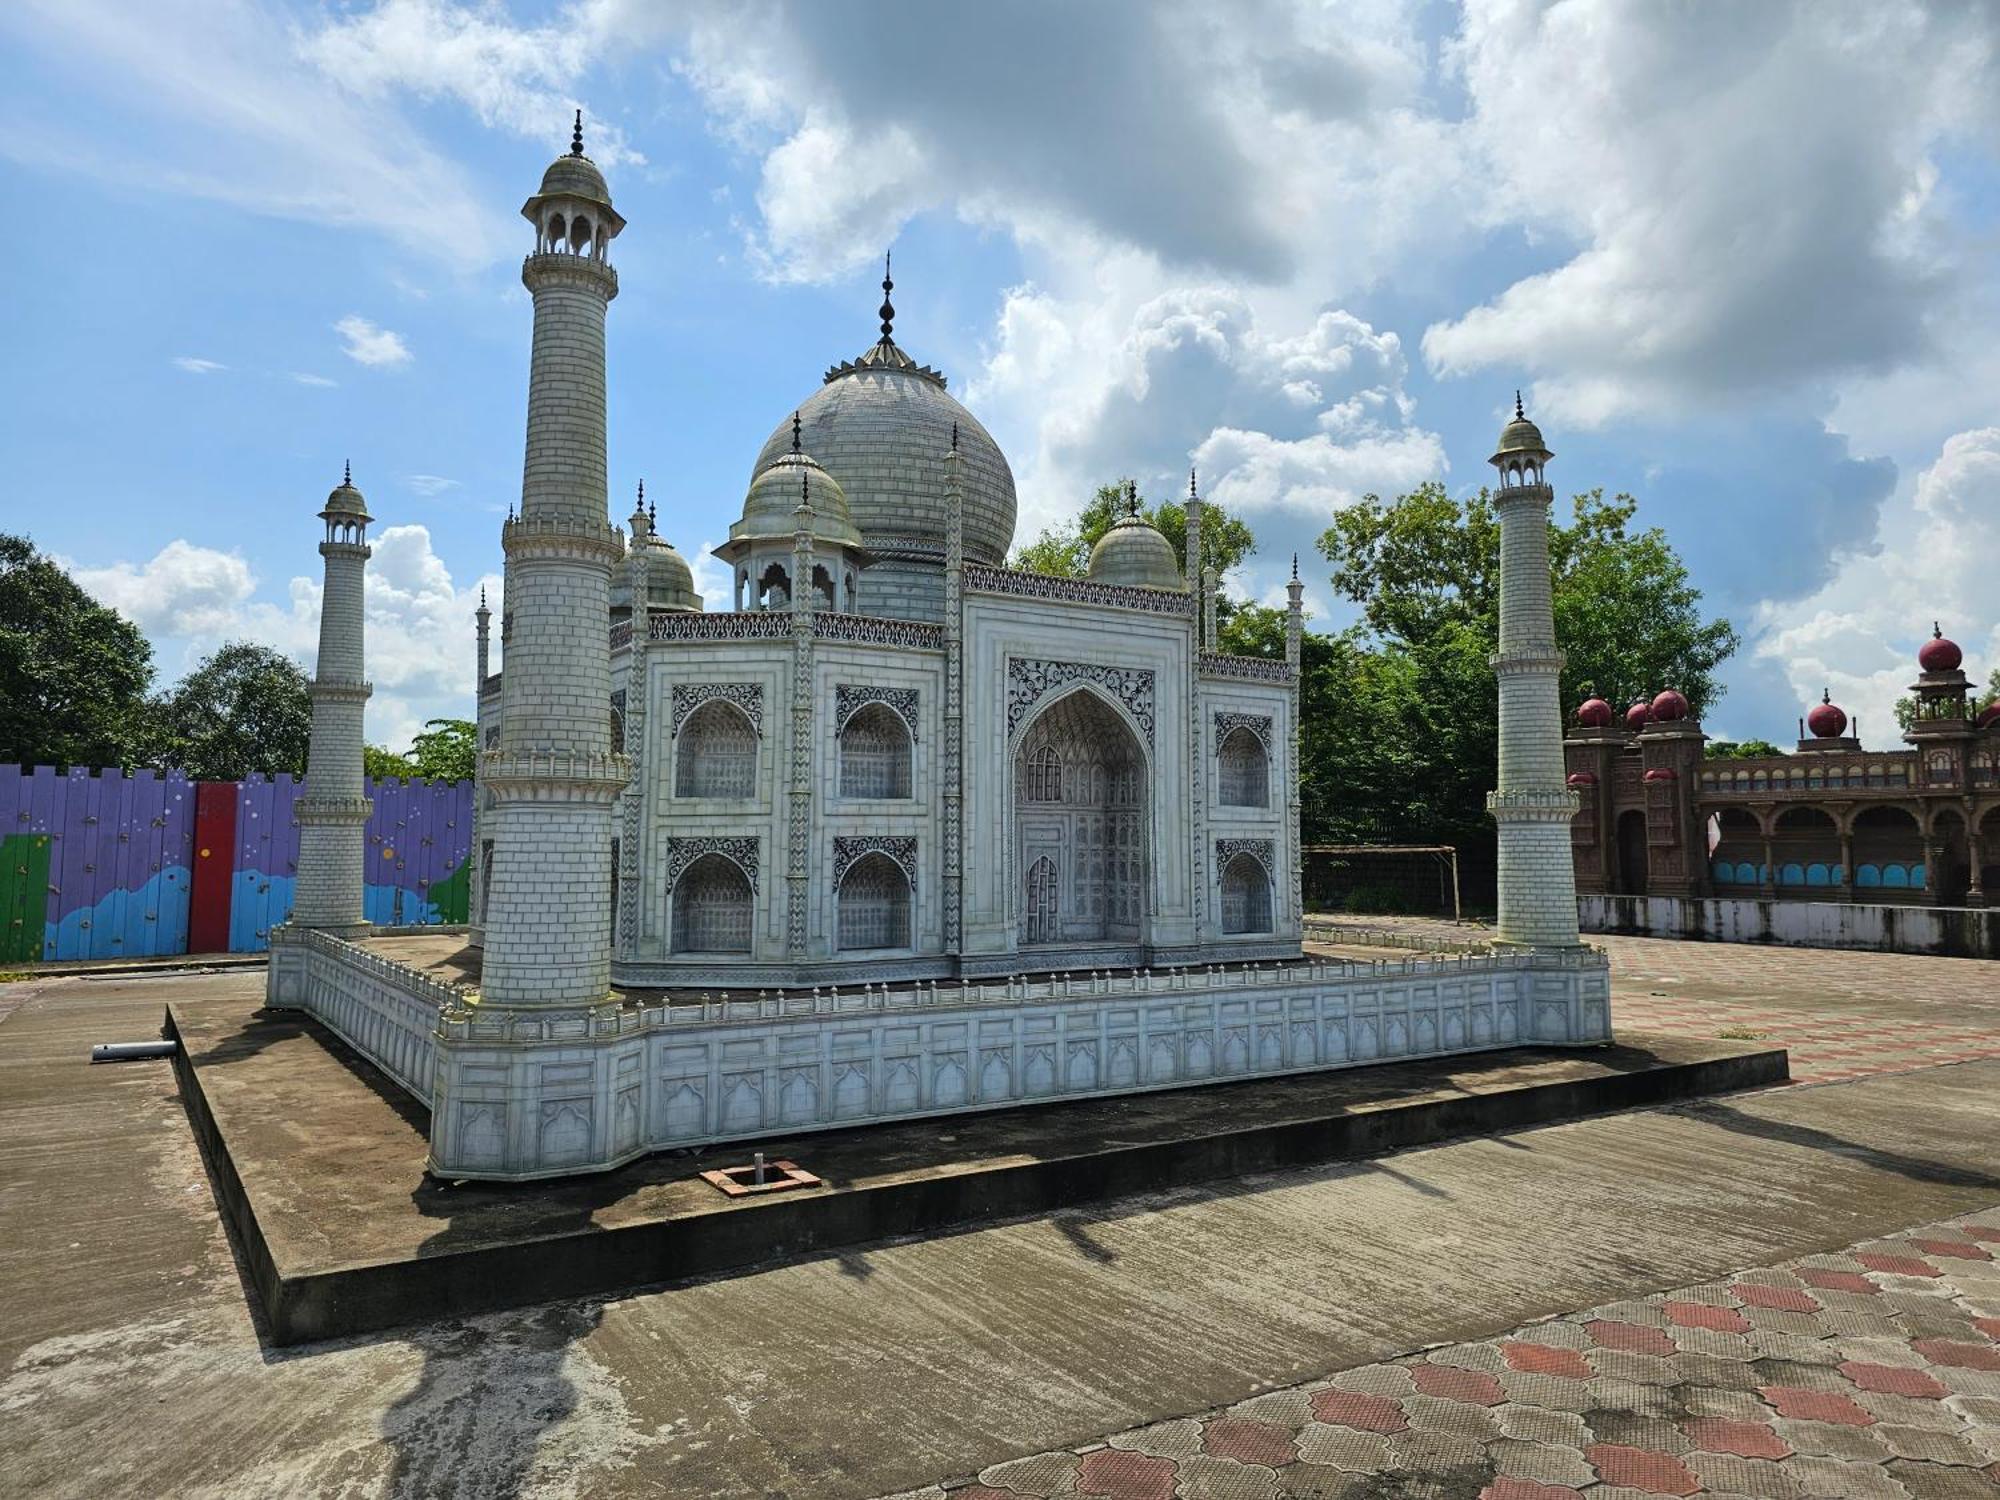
[
  {"x1": 964, "y1": 563, "x2": 1197, "y2": 618},
  {"x1": 812, "y1": 612, "x2": 945, "y2": 650},
  {"x1": 648, "y1": 610, "x2": 791, "y2": 642},
  {"x1": 437, "y1": 945, "x2": 1606, "y2": 1043},
  {"x1": 291, "y1": 928, "x2": 461, "y2": 1098},
  {"x1": 1198, "y1": 650, "x2": 1293, "y2": 684}
]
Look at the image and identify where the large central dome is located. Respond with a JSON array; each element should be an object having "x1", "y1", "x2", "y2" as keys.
[{"x1": 751, "y1": 268, "x2": 1016, "y2": 589}]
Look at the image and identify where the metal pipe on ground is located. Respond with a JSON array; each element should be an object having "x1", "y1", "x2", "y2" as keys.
[{"x1": 90, "y1": 1041, "x2": 179, "y2": 1064}]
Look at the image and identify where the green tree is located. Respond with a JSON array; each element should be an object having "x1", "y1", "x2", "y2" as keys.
[
  {"x1": 146, "y1": 642, "x2": 312, "y2": 781},
  {"x1": 1312, "y1": 484, "x2": 1739, "y2": 863},
  {"x1": 1010, "y1": 480, "x2": 1255, "y2": 607},
  {"x1": 364, "y1": 744, "x2": 417, "y2": 780},
  {"x1": 408, "y1": 718, "x2": 477, "y2": 782},
  {"x1": 0, "y1": 533, "x2": 155, "y2": 767},
  {"x1": 1706, "y1": 739, "x2": 1787, "y2": 759}
]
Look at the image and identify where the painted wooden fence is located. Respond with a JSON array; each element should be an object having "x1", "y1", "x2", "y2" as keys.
[{"x1": 0, "y1": 766, "x2": 473, "y2": 963}]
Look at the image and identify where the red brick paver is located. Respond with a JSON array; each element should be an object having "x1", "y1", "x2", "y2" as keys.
[{"x1": 883, "y1": 1207, "x2": 2000, "y2": 1500}]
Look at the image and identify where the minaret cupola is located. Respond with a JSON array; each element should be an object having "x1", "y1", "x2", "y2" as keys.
[
  {"x1": 523, "y1": 110, "x2": 625, "y2": 260},
  {"x1": 319, "y1": 460, "x2": 371, "y2": 544},
  {"x1": 1489, "y1": 392, "x2": 1551, "y2": 489}
]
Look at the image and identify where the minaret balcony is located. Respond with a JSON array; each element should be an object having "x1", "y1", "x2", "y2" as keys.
[
  {"x1": 500, "y1": 512, "x2": 625, "y2": 564},
  {"x1": 521, "y1": 250, "x2": 618, "y2": 297},
  {"x1": 1486, "y1": 788, "x2": 1582, "y2": 820},
  {"x1": 480, "y1": 748, "x2": 631, "y2": 802}
]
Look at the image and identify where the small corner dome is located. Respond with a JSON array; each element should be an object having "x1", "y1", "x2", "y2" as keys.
[
  {"x1": 1086, "y1": 514, "x2": 1184, "y2": 591},
  {"x1": 1624, "y1": 700, "x2": 1652, "y2": 730},
  {"x1": 1651, "y1": 689, "x2": 1690, "y2": 723},
  {"x1": 1918, "y1": 625, "x2": 1962, "y2": 673},
  {"x1": 635, "y1": 537, "x2": 700, "y2": 611},
  {"x1": 1807, "y1": 693, "x2": 1848, "y2": 738},
  {"x1": 716, "y1": 449, "x2": 865, "y2": 562},
  {"x1": 1490, "y1": 393, "x2": 1550, "y2": 464},
  {"x1": 1576, "y1": 697, "x2": 1614, "y2": 728}
]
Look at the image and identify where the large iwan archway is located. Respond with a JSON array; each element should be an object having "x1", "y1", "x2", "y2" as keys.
[{"x1": 1014, "y1": 688, "x2": 1147, "y2": 947}]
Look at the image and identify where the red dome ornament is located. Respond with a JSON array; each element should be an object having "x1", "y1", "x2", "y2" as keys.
[
  {"x1": 1979, "y1": 703, "x2": 2000, "y2": 730},
  {"x1": 1806, "y1": 689, "x2": 1847, "y2": 739},
  {"x1": 1576, "y1": 697, "x2": 1614, "y2": 728},
  {"x1": 1625, "y1": 700, "x2": 1652, "y2": 730},
  {"x1": 1918, "y1": 622, "x2": 1962, "y2": 673},
  {"x1": 1642, "y1": 767, "x2": 1677, "y2": 783},
  {"x1": 1651, "y1": 688, "x2": 1690, "y2": 723},
  {"x1": 1565, "y1": 771, "x2": 1598, "y2": 787}
]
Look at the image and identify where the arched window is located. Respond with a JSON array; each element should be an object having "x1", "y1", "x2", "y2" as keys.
[
  {"x1": 609, "y1": 705, "x2": 625, "y2": 755},
  {"x1": 1220, "y1": 852, "x2": 1272, "y2": 935},
  {"x1": 757, "y1": 562, "x2": 790, "y2": 610},
  {"x1": 671, "y1": 854, "x2": 752, "y2": 954},
  {"x1": 1024, "y1": 745, "x2": 1062, "y2": 802},
  {"x1": 837, "y1": 853, "x2": 911, "y2": 951},
  {"x1": 838, "y1": 704, "x2": 912, "y2": 799},
  {"x1": 676, "y1": 701, "x2": 757, "y2": 799},
  {"x1": 811, "y1": 564, "x2": 836, "y2": 610},
  {"x1": 1217, "y1": 726, "x2": 1269, "y2": 807}
]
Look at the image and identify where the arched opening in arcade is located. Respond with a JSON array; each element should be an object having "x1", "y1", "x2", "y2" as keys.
[
  {"x1": 1771, "y1": 806, "x2": 1841, "y2": 895},
  {"x1": 1615, "y1": 809, "x2": 1648, "y2": 895},
  {"x1": 1013, "y1": 687, "x2": 1147, "y2": 949},
  {"x1": 1850, "y1": 805, "x2": 1925, "y2": 901},
  {"x1": 1707, "y1": 806, "x2": 1764, "y2": 889},
  {"x1": 1931, "y1": 809, "x2": 1969, "y2": 905}
]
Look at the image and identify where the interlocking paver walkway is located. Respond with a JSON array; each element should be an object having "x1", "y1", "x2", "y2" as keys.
[{"x1": 880, "y1": 1207, "x2": 2000, "y2": 1500}]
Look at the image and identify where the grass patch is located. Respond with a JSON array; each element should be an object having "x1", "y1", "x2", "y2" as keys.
[{"x1": 1716, "y1": 1025, "x2": 1770, "y2": 1041}]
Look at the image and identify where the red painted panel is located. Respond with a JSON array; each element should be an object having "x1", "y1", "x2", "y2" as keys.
[{"x1": 188, "y1": 781, "x2": 238, "y2": 954}]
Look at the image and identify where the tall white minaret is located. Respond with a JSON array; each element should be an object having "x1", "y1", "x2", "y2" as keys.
[
  {"x1": 1486, "y1": 394, "x2": 1581, "y2": 947},
  {"x1": 479, "y1": 114, "x2": 630, "y2": 1008},
  {"x1": 293, "y1": 463, "x2": 374, "y2": 930}
]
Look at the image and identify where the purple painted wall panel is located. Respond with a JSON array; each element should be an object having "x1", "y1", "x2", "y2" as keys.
[{"x1": 2, "y1": 765, "x2": 471, "y2": 959}]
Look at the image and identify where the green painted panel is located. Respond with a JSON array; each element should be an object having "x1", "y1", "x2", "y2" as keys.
[
  {"x1": 0, "y1": 833, "x2": 53, "y2": 965},
  {"x1": 428, "y1": 857, "x2": 470, "y2": 925}
]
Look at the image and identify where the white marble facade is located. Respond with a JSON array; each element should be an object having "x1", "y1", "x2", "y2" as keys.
[{"x1": 274, "y1": 130, "x2": 1609, "y2": 1182}]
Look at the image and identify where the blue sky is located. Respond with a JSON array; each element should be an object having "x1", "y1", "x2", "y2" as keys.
[{"x1": 3, "y1": 0, "x2": 1997, "y2": 753}]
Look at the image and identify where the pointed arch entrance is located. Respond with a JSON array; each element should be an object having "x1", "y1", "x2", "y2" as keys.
[{"x1": 1014, "y1": 687, "x2": 1147, "y2": 947}]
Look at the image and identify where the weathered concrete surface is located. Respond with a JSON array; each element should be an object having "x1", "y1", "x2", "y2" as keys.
[
  {"x1": 4, "y1": 964, "x2": 2000, "y2": 1499},
  {"x1": 1583, "y1": 891, "x2": 2000, "y2": 958},
  {"x1": 165, "y1": 988, "x2": 1782, "y2": 1342}
]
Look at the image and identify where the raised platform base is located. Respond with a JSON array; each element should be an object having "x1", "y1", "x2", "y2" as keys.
[
  {"x1": 1581, "y1": 893, "x2": 1998, "y2": 959},
  {"x1": 168, "y1": 989, "x2": 1785, "y2": 1346},
  {"x1": 269, "y1": 927, "x2": 1617, "y2": 1180}
]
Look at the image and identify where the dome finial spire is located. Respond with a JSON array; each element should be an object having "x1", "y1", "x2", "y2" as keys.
[
  {"x1": 1292, "y1": 552, "x2": 1299, "y2": 581},
  {"x1": 950, "y1": 420, "x2": 959, "y2": 452},
  {"x1": 1189, "y1": 467, "x2": 1198, "y2": 498},
  {"x1": 570, "y1": 108, "x2": 584, "y2": 157},
  {"x1": 343, "y1": 459, "x2": 351, "y2": 487},
  {"x1": 1933, "y1": 620, "x2": 1943, "y2": 639},
  {"x1": 1514, "y1": 389, "x2": 1525, "y2": 421},
  {"x1": 878, "y1": 251, "x2": 895, "y2": 344},
  {"x1": 791, "y1": 410, "x2": 802, "y2": 454}
]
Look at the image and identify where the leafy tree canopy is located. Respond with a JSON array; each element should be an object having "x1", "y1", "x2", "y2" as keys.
[
  {"x1": 1706, "y1": 739, "x2": 1787, "y2": 759},
  {"x1": 0, "y1": 532, "x2": 155, "y2": 768},
  {"x1": 408, "y1": 718, "x2": 477, "y2": 782},
  {"x1": 1319, "y1": 484, "x2": 1739, "y2": 717},
  {"x1": 147, "y1": 642, "x2": 312, "y2": 781},
  {"x1": 1010, "y1": 480, "x2": 1255, "y2": 604},
  {"x1": 364, "y1": 744, "x2": 417, "y2": 780}
]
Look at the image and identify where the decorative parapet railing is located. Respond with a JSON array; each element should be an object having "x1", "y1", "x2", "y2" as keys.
[
  {"x1": 1302, "y1": 917, "x2": 1496, "y2": 955},
  {"x1": 288, "y1": 927, "x2": 465, "y2": 1098},
  {"x1": 1198, "y1": 651, "x2": 1293, "y2": 685},
  {"x1": 963, "y1": 563, "x2": 1197, "y2": 618},
  {"x1": 610, "y1": 620, "x2": 633, "y2": 651},
  {"x1": 648, "y1": 610, "x2": 791, "y2": 642},
  {"x1": 437, "y1": 946, "x2": 1606, "y2": 1043},
  {"x1": 813, "y1": 612, "x2": 945, "y2": 650}
]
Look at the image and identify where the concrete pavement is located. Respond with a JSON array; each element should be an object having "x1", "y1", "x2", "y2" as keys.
[{"x1": 2, "y1": 936, "x2": 1998, "y2": 1497}]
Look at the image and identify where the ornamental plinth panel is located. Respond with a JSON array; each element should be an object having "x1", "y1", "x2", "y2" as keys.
[
  {"x1": 1198, "y1": 651, "x2": 1293, "y2": 685},
  {"x1": 650, "y1": 610, "x2": 791, "y2": 643}
]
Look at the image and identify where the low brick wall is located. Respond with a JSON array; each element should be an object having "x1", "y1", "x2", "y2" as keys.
[{"x1": 1579, "y1": 894, "x2": 1998, "y2": 960}]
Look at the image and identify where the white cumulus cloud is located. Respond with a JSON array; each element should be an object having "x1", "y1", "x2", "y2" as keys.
[{"x1": 336, "y1": 315, "x2": 412, "y2": 368}]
